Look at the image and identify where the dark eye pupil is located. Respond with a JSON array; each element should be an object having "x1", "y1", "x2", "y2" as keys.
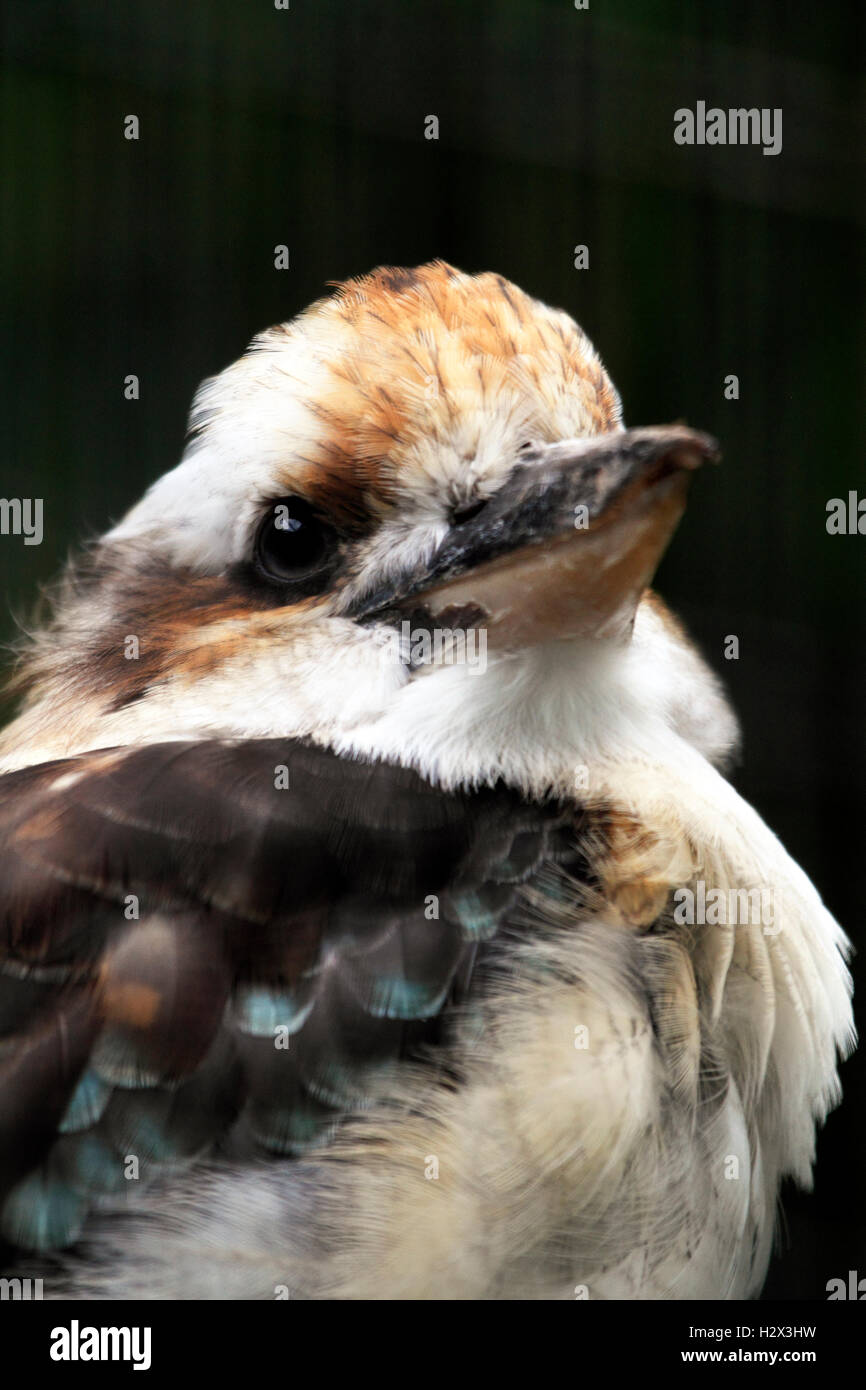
[{"x1": 256, "y1": 496, "x2": 333, "y2": 584}]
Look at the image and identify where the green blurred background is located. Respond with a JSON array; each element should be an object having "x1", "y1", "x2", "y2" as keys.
[{"x1": 0, "y1": 0, "x2": 863, "y2": 1297}]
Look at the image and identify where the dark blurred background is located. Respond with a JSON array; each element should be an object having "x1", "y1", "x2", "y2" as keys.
[{"x1": 0, "y1": 0, "x2": 863, "y2": 1299}]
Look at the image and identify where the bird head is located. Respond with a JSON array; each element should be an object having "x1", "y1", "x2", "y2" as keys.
[{"x1": 2, "y1": 263, "x2": 736, "y2": 788}]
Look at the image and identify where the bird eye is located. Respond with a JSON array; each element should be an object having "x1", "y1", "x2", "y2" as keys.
[{"x1": 254, "y1": 496, "x2": 337, "y2": 591}]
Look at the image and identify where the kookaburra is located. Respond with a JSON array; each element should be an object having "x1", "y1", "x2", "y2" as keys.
[{"x1": 0, "y1": 263, "x2": 853, "y2": 1300}]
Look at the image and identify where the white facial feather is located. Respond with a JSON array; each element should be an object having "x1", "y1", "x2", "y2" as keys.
[{"x1": 106, "y1": 338, "x2": 336, "y2": 572}]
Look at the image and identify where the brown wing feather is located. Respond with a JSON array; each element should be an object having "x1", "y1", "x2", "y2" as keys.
[{"x1": 0, "y1": 738, "x2": 571, "y2": 1250}]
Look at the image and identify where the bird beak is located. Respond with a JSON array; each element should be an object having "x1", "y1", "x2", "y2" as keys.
[{"x1": 356, "y1": 425, "x2": 718, "y2": 648}]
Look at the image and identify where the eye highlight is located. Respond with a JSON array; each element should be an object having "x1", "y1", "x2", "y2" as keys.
[{"x1": 254, "y1": 496, "x2": 338, "y2": 594}]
